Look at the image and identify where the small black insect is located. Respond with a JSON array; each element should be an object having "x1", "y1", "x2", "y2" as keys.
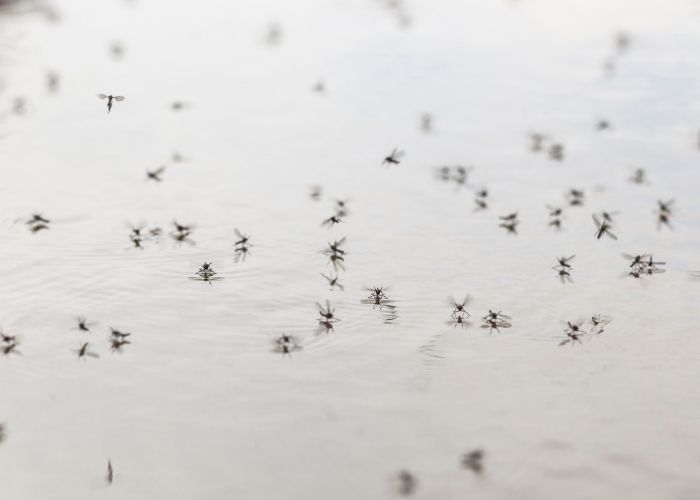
[
  {"x1": 592, "y1": 214, "x2": 618, "y2": 240},
  {"x1": 395, "y1": 470, "x2": 417, "y2": 497},
  {"x1": 97, "y1": 93, "x2": 125, "y2": 113},
  {"x1": 548, "y1": 143, "x2": 564, "y2": 161},
  {"x1": 553, "y1": 255, "x2": 575, "y2": 270},
  {"x1": 146, "y1": 166, "x2": 165, "y2": 182},
  {"x1": 449, "y1": 295, "x2": 471, "y2": 319},
  {"x1": 76, "y1": 317, "x2": 95, "y2": 333},
  {"x1": 321, "y1": 273, "x2": 344, "y2": 291},
  {"x1": 106, "y1": 459, "x2": 114, "y2": 484},
  {"x1": 461, "y1": 449, "x2": 485, "y2": 475},
  {"x1": 382, "y1": 148, "x2": 404, "y2": 166},
  {"x1": 316, "y1": 300, "x2": 338, "y2": 323},
  {"x1": 321, "y1": 215, "x2": 343, "y2": 228},
  {"x1": 233, "y1": 228, "x2": 250, "y2": 247},
  {"x1": 74, "y1": 342, "x2": 99, "y2": 360},
  {"x1": 480, "y1": 318, "x2": 512, "y2": 334},
  {"x1": 272, "y1": 334, "x2": 301, "y2": 356}
]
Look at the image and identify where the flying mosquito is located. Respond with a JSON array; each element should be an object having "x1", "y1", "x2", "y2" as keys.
[
  {"x1": 27, "y1": 213, "x2": 50, "y2": 225},
  {"x1": 382, "y1": 148, "x2": 404, "y2": 166},
  {"x1": 590, "y1": 314, "x2": 613, "y2": 333},
  {"x1": 559, "y1": 331, "x2": 583, "y2": 346},
  {"x1": 481, "y1": 318, "x2": 511, "y2": 334},
  {"x1": 324, "y1": 237, "x2": 346, "y2": 255},
  {"x1": 449, "y1": 295, "x2": 471, "y2": 319},
  {"x1": 233, "y1": 228, "x2": 250, "y2": 247},
  {"x1": 593, "y1": 214, "x2": 618, "y2": 240},
  {"x1": 75, "y1": 317, "x2": 95, "y2": 333},
  {"x1": 74, "y1": 342, "x2": 99, "y2": 360},
  {"x1": 110, "y1": 328, "x2": 131, "y2": 340},
  {"x1": 321, "y1": 273, "x2": 344, "y2": 291},
  {"x1": 461, "y1": 449, "x2": 485, "y2": 475},
  {"x1": 546, "y1": 205, "x2": 563, "y2": 217},
  {"x1": 334, "y1": 199, "x2": 350, "y2": 217},
  {"x1": 106, "y1": 460, "x2": 114, "y2": 485},
  {"x1": 657, "y1": 211, "x2": 673, "y2": 230},
  {"x1": 483, "y1": 310, "x2": 511, "y2": 322},
  {"x1": 598, "y1": 210, "x2": 619, "y2": 223},
  {"x1": 272, "y1": 334, "x2": 302, "y2": 356},
  {"x1": 499, "y1": 221, "x2": 518, "y2": 235},
  {"x1": 447, "y1": 314, "x2": 469, "y2": 328},
  {"x1": 499, "y1": 212, "x2": 518, "y2": 222},
  {"x1": 146, "y1": 166, "x2": 165, "y2": 182},
  {"x1": 316, "y1": 300, "x2": 338, "y2": 323},
  {"x1": 621, "y1": 253, "x2": 649, "y2": 268},
  {"x1": 2, "y1": 342, "x2": 21, "y2": 356},
  {"x1": 657, "y1": 199, "x2": 674, "y2": 214},
  {"x1": 564, "y1": 320, "x2": 584, "y2": 336},
  {"x1": 97, "y1": 94, "x2": 125, "y2": 113},
  {"x1": 566, "y1": 189, "x2": 585, "y2": 206},
  {"x1": 316, "y1": 319, "x2": 335, "y2": 334},
  {"x1": 321, "y1": 215, "x2": 342, "y2": 228},
  {"x1": 327, "y1": 252, "x2": 346, "y2": 272},
  {"x1": 553, "y1": 255, "x2": 575, "y2": 270}
]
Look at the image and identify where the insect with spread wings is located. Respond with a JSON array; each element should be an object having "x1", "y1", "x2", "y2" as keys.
[
  {"x1": 97, "y1": 93, "x2": 125, "y2": 113},
  {"x1": 592, "y1": 214, "x2": 618, "y2": 240},
  {"x1": 382, "y1": 148, "x2": 404, "y2": 166}
]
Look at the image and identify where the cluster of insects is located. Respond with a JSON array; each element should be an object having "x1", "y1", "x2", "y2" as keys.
[
  {"x1": 395, "y1": 448, "x2": 485, "y2": 497},
  {"x1": 321, "y1": 237, "x2": 346, "y2": 288},
  {"x1": 473, "y1": 187, "x2": 489, "y2": 211},
  {"x1": 565, "y1": 188, "x2": 585, "y2": 207},
  {"x1": 435, "y1": 165, "x2": 473, "y2": 188},
  {"x1": 623, "y1": 253, "x2": 666, "y2": 279},
  {"x1": 70, "y1": 318, "x2": 133, "y2": 357},
  {"x1": 528, "y1": 132, "x2": 564, "y2": 161},
  {"x1": 559, "y1": 315, "x2": 613, "y2": 345},
  {"x1": 546, "y1": 205, "x2": 564, "y2": 230}
]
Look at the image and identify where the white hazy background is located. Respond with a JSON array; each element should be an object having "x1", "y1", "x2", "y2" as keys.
[{"x1": 1, "y1": 0, "x2": 700, "y2": 499}]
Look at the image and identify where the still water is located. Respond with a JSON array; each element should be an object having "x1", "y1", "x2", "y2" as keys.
[{"x1": 1, "y1": 1, "x2": 700, "y2": 499}]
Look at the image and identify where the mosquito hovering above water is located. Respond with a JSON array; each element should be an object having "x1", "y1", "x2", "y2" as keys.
[
  {"x1": 382, "y1": 148, "x2": 404, "y2": 166},
  {"x1": 97, "y1": 94, "x2": 125, "y2": 113},
  {"x1": 592, "y1": 214, "x2": 618, "y2": 240}
]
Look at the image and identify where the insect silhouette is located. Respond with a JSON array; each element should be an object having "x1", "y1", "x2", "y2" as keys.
[
  {"x1": 321, "y1": 215, "x2": 342, "y2": 228},
  {"x1": 553, "y1": 255, "x2": 575, "y2": 270},
  {"x1": 146, "y1": 166, "x2": 165, "y2": 182},
  {"x1": 555, "y1": 268, "x2": 574, "y2": 284},
  {"x1": 233, "y1": 228, "x2": 250, "y2": 247},
  {"x1": 97, "y1": 94, "x2": 125, "y2": 113},
  {"x1": 548, "y1": 143, "x2": 564, "y2": 161},
  {"x1": 367, "y1": 286, "x2": 389, "y2": 303},
  {"x1": 559, "y1": 331, "x2": 583, "y2": 346},
  {"x1": 596, "y1": 119, "x2": 611, "y2": 131},
  {"x1": 74, "y1": 342, "x2": 99, "y2": 360},
  {"x1": 327, "y1": 252, "x2": 346, "y2": 272},
  {"x1": 529, "y1": 132, "x2": 546, "y2": 152},
  {"x1": 317, "y1": 319, "x2": 336, "y2": 334},
  {"x1": 26, "y1": 213, "x2": 50, "y2": 232},
  {"x1": 592, "y1": 214, "x2": 618, "y2": 240},
  {"x1": 547, "y1": 205, "x2": 563, "y2": 218},
  {"x1": 309, "y1": 185, "x2": 322, "y2": 201},
  {"x1": 395, "y1": 470, "x2": 417, "y2": 497},
  {"x1": 321, "y1": 273, "x2": 344, "y2": 291},
  {"x1": 420, "y1": 113, "x2": 432, "y2": 133},
  {"x1": 191, "y1": 262, "x2": 222, "y2": 285},
  {"x1": 272, "y1": 334, "x2": 301, "y2": 356},
  {"x1": 449, "y1": 295, "x2": 471, "y2": 319},
  {"x1": 630, "y1": 168, "x2": 646, "y2": 184},
  {"x1": 76, "y1": 317, "x2": 95, "y2": 333},
  {"x1": 324, "y1": 237, "x2": 346, "y2": 256},
  {"x1": 106, "y1": 459, "x2": 113, "y2": 484},
  {"x1": 382, "y1": 148, "x2": 404, "y2": 166},
  {"x1": 461, "y1": 449, "x2": 485, "y2": 475},
  {"x1": 621, "y1": 253, "x2": 648, "y2": 268},
  {"x1": 657, "y1": 199, "x2": 674, "y2": 214},
  {"x1": 234, "y1": 245, "x2": 250, "y2": 263},
  {"x1": 481, "y1": 318, "x2": 512, "y2": 334},
  {"x1": 448, "y1": 314, "x2": 469, "y2": 328},
  {"x1": 590, "y1": 314, "x2": 613, "y2": 334},
  {"x1": 499, "y1": 220, "x2": 518, "y2": 235},
  {"x1": 483, "y1": 310, "x2": 511, "y2": 322},
  {"x1": 2, "y1": 342, "x2": 21, "y2": 356},
  {"x1": 110, "y1": 328, "x2": 131, "y2": 340},
  {"x1": 566, "y1": 189, "x2": 585, "y2": 207},
  {"x1": 316, "y1": 300, "x2": 339, "y2": 323},
  {"x1": 474, "y1": 188, "x2": 489, "y2": 211},
  {"x1": 110, "y1": 338, "x2": 131, "y2": 352}
]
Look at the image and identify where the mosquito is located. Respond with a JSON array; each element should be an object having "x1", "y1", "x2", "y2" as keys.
[
  {"x1": 657, "y1": 199, "x2": 674, "y2": 214},
  {"x1": 272, "y1": 334, "x2": 302, "y2": 355},
  {"x1": 564, "y1": 321, "x2": 584, "y2": 336},
  {"x1": 598, "y1": 210, "x2": 619, "y2": 224},
  {"x1": 146, "y1": 166, "x2": 165, "y2": 182},
  {"x1": 97, "y1": 94, "x2": 125, "y2": 113},
  {"x1": 396, "y1": 470, "x2": 417, "y2": 497},
  {"x1": 559, "y1": 331, "x2": 583, "y2": 346},
  {"x1": 461, "y1": 449, "x2": 484, "y2": 475},
  {"x1": 449, "y1": 295, "x2": 471, "y2": 319},
  {"x1": 321, "y1": 215, "x2": 342, "y2": 228},
  {"x1": 548, "y1": 143, "x2": 564, "y2": 161},
  {"x1": 499, "y1": 212, "x2": 518, "y2": 222},
  {"x1": 448, "y1": 314, "x2": 469, "y2": 328},
  {"x1": 553, "y1": 255, "x2": 575, "y2": 270},
  {"x1": 76, "y1": 317, "x2": 95, "y2": 333},
  {"x1": 110, "y1": 328, "x2": 131, "y2": 340},
  {"x1": 481, "y1": 318, "x2": 511, "y2": 334},
  {"x1": 316, "y1": 319, "x2": 335, "y2": 334},
  {"x1": 74, "y1": 342, "x2": 99, "y2": 360},
  {"x1": 593, "y1": 214, "x2": 618, "y2": 240},
  {"x1": 232, "y1": 228, "x2": 250, "y2": 247},
  {"x1": 316, "y1": 300, "x2": 338, "y2": 322},
  {"x1": 321, "y1": 273, "x2": 344, "y2": 291},
  {"x1": 483, "y1": 310, "x2": 511, "y2": 322},
  {"x1": 657, "y1": 212, "x2": 672, "y2": 230},
  {"x1": 110, "y1": 338, "x2": 131, "y2": 352},
  {"x1": 382, "y1": 148, "x2": 404, "y2": 166},
  {"x1": 499, "y1": 221, "x2": 518, "y2": 235},
  {"x1": 546, "y1": 205, "x2": 563, "y2": 217},
  {"x1": 27, "y1": 213, "x2": 50, "y2": 225},
  {"x1": 529, "y1": 133, "x2": 546, "y2": 152},
  {"x1": 2, "y1": 342, "x2": 21, "y2": 356},
  {"x1": 106, "y1": 459, "x2": 114, "y2": 485},
  {"x1": 328, "y1": 253, "x2": 346, "y2": 272},
  {"x1": 325, "y1": 237, "x2": 346, "y2": 255},
  {"x1": 621, "y1": 253, "x2": 649, "y2": 268},
  {"x1": 233, "y1": 245, "x2": 250, "y2": 263},
  {"x1": 590, "y1": 314, "x2": 613, "y2": 333},
  {"x1": 367, "y1": 286, "x2": 389, "y2": 302}
]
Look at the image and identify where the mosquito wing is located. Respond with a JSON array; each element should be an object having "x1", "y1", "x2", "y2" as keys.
[
  {"x1": 114, "y1": 96, "x2": 125, "y2": 101},
  {"x1": 497, "y1": 321, "x2": 512, "y2": 328},
  {"x1": 592, "y1": 213, "x2": 602, "y2": 228},
  {"x1": 97, "y1": 94, "x2": 107, "y2": 99}
]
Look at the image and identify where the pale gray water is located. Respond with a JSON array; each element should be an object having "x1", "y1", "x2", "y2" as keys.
[{"x1": 1, "y1": 1, "x2": 700, "y2": 499}]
